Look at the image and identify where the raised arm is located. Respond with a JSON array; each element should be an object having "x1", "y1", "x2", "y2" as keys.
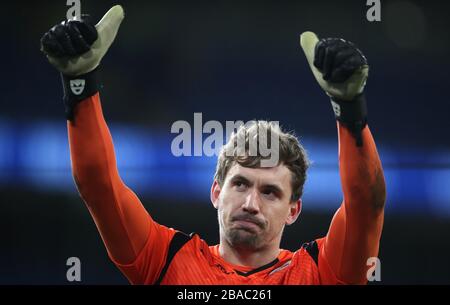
[
  {"x1": 300, "y1": 32, "x2": 386, "y2": 284},
  {"x1": 68, "y1": 92, "x2": 152, "y2": 264},
  {"x1": 321, "y1": 123, "x2": 385, "y2": 284},
  {"x1": 40, "y1": 6, "x2": 176, "y2": 283}
]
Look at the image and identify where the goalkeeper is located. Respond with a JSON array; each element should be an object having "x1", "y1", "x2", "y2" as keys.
[{"x1": 40, "y1": 6, "x2": 386, "y2": 284}]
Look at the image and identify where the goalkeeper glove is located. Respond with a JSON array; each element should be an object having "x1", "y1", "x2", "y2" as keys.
[
  {"x1": 300, "y1": 31, "x2": 369, "y2": 146},
  {"x1": 40, "y1": 5, "x2": 125, "y2": 120}
]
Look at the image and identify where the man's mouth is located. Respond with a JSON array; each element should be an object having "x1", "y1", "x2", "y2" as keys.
[
  {"x1": 234, "y1": 220, "x2": 261, "y2": 231},
  {"x1": 231, "y1": 216, "x2": 264, "y2": 231}
]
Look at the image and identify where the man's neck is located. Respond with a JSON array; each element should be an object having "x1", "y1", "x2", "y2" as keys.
[{"x1": 218, "y1": 240, "x2": 281, "y2": 268}]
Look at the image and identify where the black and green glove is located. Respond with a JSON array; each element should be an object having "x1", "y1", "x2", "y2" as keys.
[
  {"x1": 40, "y1": 5, "x2": 125, "y2": 120},
  {"x1": 300, "y1": 31, "x2": 369, "y2": 146}
]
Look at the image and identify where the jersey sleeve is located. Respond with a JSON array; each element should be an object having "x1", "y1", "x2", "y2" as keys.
[
  {"x1": 67, "y1": 93, "x2": 176, "y2": 284},
  {"x1": 318, "y1": 122, "x2": 386, "y2": 284}
]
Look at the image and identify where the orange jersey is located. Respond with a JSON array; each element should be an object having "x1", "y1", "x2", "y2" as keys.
[
  {"x1": 113, "y1": 225, "x2": 329, "y2": 285},
  {"x1": 68, "y1": 93, "x2": 385, "y2": 285}
]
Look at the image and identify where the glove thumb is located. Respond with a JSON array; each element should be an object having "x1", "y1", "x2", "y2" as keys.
[
  {"x1": 300, "y1": 31, "x2": 325, "y2": 90},
  {"x1": 93, "y1": 5, "x2": 125, "y2": 56}
]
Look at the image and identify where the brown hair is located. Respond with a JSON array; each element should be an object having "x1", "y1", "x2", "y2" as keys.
[{"x1": 214, "y1": 121, "x2": 309, "y2": 202}]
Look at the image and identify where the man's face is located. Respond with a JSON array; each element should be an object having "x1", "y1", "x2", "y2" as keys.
[{"x1": 211, "y1": 163, "x2": 301, "y2": 251}]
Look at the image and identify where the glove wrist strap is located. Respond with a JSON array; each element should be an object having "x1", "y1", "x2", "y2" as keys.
[
  {"x1": 330, "y1": 93, "x2": 368, "y2": 147},
  {"x1": 61, "y1": 68, "x2": 99, "y2": 121}
]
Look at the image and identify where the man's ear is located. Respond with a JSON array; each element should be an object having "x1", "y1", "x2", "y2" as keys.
[
  {"x1": 286, "y1": 199, "x2": 302, "y2": 225},
  {"x1": 210, "y1": 180, "x2": 221, "y2": 209}
]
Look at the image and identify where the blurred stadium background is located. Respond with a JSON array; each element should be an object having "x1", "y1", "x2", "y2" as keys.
[{"x1": 1, "y1": 0, "x2": 450, "y2": 284}]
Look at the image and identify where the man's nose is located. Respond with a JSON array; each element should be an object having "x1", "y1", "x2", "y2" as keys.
[{"x1": 242, "y1": 189, "x2": 261, "y2": 214}]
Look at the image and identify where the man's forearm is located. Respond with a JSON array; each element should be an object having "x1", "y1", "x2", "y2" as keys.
[
  {"x1": 68, "y1": 93, "x2": 121, "y2": 201},
  {"x1": 319, "y1": 122, "x2": 386, "y2": 284},
  {"x1": 67, "y1": 92, "x2": 152, "y2": 265},
  {"x1": 338, "y1": 122, "x2": 386, "y2": 214}
]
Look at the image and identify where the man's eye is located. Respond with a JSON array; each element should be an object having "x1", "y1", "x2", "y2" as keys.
[
  {"x1": 234, "y1": 181, "x2": 247, "y2": 191},
  {"x1": 262, "y1": 189, "x2": 278, "y2": 200}
]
